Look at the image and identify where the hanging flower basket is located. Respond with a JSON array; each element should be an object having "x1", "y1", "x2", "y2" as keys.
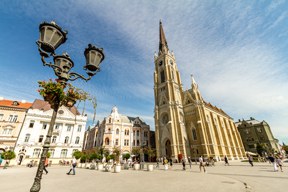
[{"x1": 65, "y1": 97, "x2": 77, "y2": 107}]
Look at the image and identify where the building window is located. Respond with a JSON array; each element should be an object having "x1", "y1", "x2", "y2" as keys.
[
  {"x1": 137, "y1": 130, "x2": 140, "y2": 137},
  {"x1": 52, "y1": 136, "x2": 57, "y2": 143},
  {"x1": 192, "y1": 129, "x2": 197, "y2": 140},
  {"x1": 54, "y1": 123, "x2": 62, "y2": 130},
  {"x1": 77, "y1": 125, "x2": 82, "y2": 132},
  {"x1": 0, "y1": 114, "x2": 3, "y2": 121},
  {"x1": 144, "y1": 131, "x2": 148, "y2": 137},
  {"x1": 66, "y1": 124, "x2": 73, "y2": 132},
  {"x1": 124, "y1": 139, "x2": 129, "y2": 146},
  {"x1": 137, "y1": 140, "x2": 140, "y2": 146},
  {"x1": 49, "y1": 149, "x2": 55, "y2": 158},
  {"x1": 125, "y1": 130, "x2": 129, "y2": 135},
  {"x1": 115, "y1": 139, "x2": 119, "y2": 146},
  {"x1": 160, "y1": 70, "x2": 165, "y2": 83},
  {"x1": 64, "y1": 136, "x2": 69, "y2": 144},
  {"x1": 24, "y1": 134, "x2": 30, "y2": 142},
  {"x1": 116, "y1": 129, "x2": 119, "y2": 134},
  {"x1": 75, "y1": 136, "x2": 80, "y2": 144},
  {"x1": 38, "y1": 135, "x2": 44, "y2": 143},
  {"x1": 133, "y1": 140, "x2": 135, "y2": 146},
  {"x1": 8, "y1": 115, "x2": 18, "y2": 122},
  {"x1": 29, "y1": 120, "x2": 35, "y2": 128},
  {"x1": 42, "y1": 122, "x2": 48, "y2": 130},
  {"x1": 105, "y1": 138, "x2": 110, "y2": 145},
  {"x1": 60, "y1": 149, "x2": 68, "y2": 158},
  {"x1": 2, "y1": 128, "x2": 12, "y2": 135},
  {"x1": 33, "y1": 148, "x2": 41, "y2": 158},
  {"x1": 133, "y1": 131, "x2": 135, "y2": 136},
  {"x1": 159, "y1": 60, "x2": 163, "y2": 66}
]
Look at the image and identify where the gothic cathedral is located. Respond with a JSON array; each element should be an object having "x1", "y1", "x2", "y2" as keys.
[{"x1": 154, "y1": 21, "x2": 246, "y2": 161}]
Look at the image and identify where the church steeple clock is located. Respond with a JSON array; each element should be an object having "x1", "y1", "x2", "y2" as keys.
[{"x1": 154, "y1": 21, "x2": 190, "y2": 160}]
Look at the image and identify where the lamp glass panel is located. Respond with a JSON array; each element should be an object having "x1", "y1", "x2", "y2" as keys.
[
  {"x1": 51, "y1": 31, "x2": 62, "y2": 47},
  {"x1": 44, "y1": 27, "x2": 54, "y2": 43},
  {"x1": 93, "y1": 52, "x2": 102, "y2": 67},
  {"x1": 40, "y1": 28, "x2": 45, "y2": 42},
  {"x1": 89, "y1": 51, "x2": 96, "y2": 65}
]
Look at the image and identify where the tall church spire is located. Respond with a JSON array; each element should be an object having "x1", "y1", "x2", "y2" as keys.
[{"x1": 159, "y1": 20, "x2": 169, "y2": 53}]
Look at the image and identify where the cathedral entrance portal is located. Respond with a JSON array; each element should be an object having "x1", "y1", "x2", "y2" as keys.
[{"x1": 165, "y1": 140, "x2": 172, "y2": 158}]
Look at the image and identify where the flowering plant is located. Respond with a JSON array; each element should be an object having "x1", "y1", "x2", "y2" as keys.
[
  {"x1": 38, "y1": 79, "x2": 65, "y2": 102},
  {"x1": 38, "y1": 79, "x2": 89, "y2": 107}
]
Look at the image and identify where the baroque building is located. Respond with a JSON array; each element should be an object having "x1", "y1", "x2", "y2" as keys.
[
  {"x1": 0, "y1": 98, "x2": 32, "y2": 153},
  {"x1": 154, "y1": 21, "x2": 246, "y2": 161},
  {"x1": 235, "y1": 117, "x2": 280, "y2": 154},
  {"x1": 84, "y1": 106, "x2": 152, "y2": 157},
  {"x1": 14, "y1": 99, "x2": 87, "y2": 165}
]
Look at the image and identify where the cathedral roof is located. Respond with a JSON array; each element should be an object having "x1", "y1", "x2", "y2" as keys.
[
  {"x1": 203, "y1": 101, "x2": 232, "y2": 119},
  {"x1": 159, "y1": 20, "x2": 169, "y2": 53}
]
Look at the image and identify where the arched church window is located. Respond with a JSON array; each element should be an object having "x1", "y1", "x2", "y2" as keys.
[
  {"x1": 105, "y1": 138, "x2": 110, "y2": 145},
  {"x1": 116, "y1": 129, "x2": 119, "y2": 134},
  {"x1": 159, "y1": 61, "x2": 163, "y2": 66},
  {"x1": 192, "y1": 129, "x2": 197, "y2": 140}
]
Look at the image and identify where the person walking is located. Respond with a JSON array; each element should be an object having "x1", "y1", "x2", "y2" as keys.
[
  {"x1": 276, "y1": 156, "x2": 283, "y2": 172},
  {"x1": 268, "y1": 154, "x2": 278, "y2": 172},
  {"x1": 182, "y1": 158, "x2": 186, "y2": 171},
  {"x1": 169, "y1": 158, "x2": 173, "y2": 168},
  {"x1": 248, "y1": 155, "x2": 254, "y2": 167},
  {"x1": 67, "y1": 157, "x2": 77, "y2": 175},
  {"x1": 199, "y1": 156, "x2": 206, "y2": 173},
  {"x1": 224, "y1": 155, "x2": 229, "y2": 166},
  {"x1": 43, "y1": 157, "x2": 49, "y2": 174},
  {"x1": 188, "y1": 157, "x2": 192, "y2": 169}
]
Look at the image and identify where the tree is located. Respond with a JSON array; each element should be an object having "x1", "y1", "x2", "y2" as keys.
[
  {"x1": 1, "y1": 150, "x2": 16, "y2": 166},
  {"x1": 113, "y1": 147, "x2": 121, "y2": 164},
  {"x1": 122, "y1": 153, "x2": 130, "y2": 160},
  {"x1": 132, "y1": 147, "x2": 141, "y2": 158},
  {"x1": 256, "y1": 143, "x2": 267, "y2": 156},
  {"x1": 143, "y1": 147, "x2": 156, "y2": 162},
  {"x1": 72, "y1": 150, "x2": 83, "y2": 160}
]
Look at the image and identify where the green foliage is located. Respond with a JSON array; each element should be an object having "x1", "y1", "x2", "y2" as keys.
[
  {"x1": 256, "y1": 143, "x2": 267, "y2": 156},
  {"x1": 38, "y1": 79, "x2": 65, "y2": 101},
  {"x1": 73, "y1": 150, "x2": 83, "y2": 160},
  {"x1": 132, "y1": 147, "x2": 141, "y2": 157},
  {"x1": 113, "y1": 147, "x2": 121, "y2": 163},
  {"x1": 122, "y1": 153, "x2": 131, "y2": 160},
  {"x1": 143, "y1": 147, "x2": 156, "y2": 162},
  {"x1": 46, "y1": 152, "x2": 51, "y2": 158},
  {"x1": 1, "y1": 150, "x2": 16, "y2": 160}
]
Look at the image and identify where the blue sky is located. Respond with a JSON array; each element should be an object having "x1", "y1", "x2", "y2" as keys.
[{"x1": 0, "y1": 0, "x2": 287, "y2": 144}]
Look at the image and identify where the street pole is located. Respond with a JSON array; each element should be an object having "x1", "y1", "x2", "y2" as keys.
[{"x1": 30, "y1": 95, "x2": 61, "y2": 192}]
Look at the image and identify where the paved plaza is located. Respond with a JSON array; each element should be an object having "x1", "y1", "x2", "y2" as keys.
[{"x1": 1, "y1": 160, "x2": 287, "y2": 192}]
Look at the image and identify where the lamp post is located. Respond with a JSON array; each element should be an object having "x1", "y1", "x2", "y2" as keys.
[{"x1": 30, "y1": 21, "x2": 105, "y2": 192}]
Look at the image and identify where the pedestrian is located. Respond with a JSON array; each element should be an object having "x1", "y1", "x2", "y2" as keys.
[
  {"x1": 199, "y1": 156, "x2": 206, "y2": 173},
  {"x1": 3, "y1": 160, "x2": 9, "y2": 169},
  {"x1": 0, "y1": 155, "x2": 2, "y2": 167},
  {"x1": 224, "y1": 155, "x2": 229, "y2": 166},
  {"x1": 66, "y1": 157, "x2": 77, "y2": 175},
  {"x1": 182, "y1": 158, "x2": 186, "y2": 171},
  {"x1": 188, "y1": 157, "x2": 192, "y2": 169},
  {"x1": 43, "y1": 157, "x2": 49, "y2": 174},
  {"x1": 248, "y1": 155, "x2": 253, "y2": 167},
  {"x1": 276, "y1": 156, "x2": 283, "y2": 172},
  {"x1": 156, "y1": 158, "x2": 160, "y2": 169},
  {"x1": 163, "y1": 157, "x2": 169, "y2": 170},
  {"x1": 169, "y1": 158, "x2": 173, "y2": 168},
  {"x1": 268, "y1": 154, "x2": 278, "y2": 172}
]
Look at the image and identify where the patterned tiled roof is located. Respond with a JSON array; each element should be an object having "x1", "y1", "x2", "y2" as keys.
[{"x1": 0, "y1": 99, "x2": 32, "y2": 109}]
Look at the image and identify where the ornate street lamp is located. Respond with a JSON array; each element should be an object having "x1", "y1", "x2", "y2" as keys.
[{"x1": 30, "y1": 21, "x2": 105, "y2": 192}]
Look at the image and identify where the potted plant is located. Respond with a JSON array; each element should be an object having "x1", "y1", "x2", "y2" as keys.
[
  {"x1": 144, "y1": 147, "x2": 156, "y2": 171},
  {"x1": 38, "y1": 79, "x2": 65, "y2": 104},
  {"x1": 132, "y1": 147, "x2": 141, "y2": 170},
  {"x1": 113, "y1": 147, "x2": 121, "y2": 173},
  {"x1": 64, "y1": 84, "x2": 88, "y2": 108},
  {"x1": 122, "y1": 153, "x2": 131, "y2": 170}
]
